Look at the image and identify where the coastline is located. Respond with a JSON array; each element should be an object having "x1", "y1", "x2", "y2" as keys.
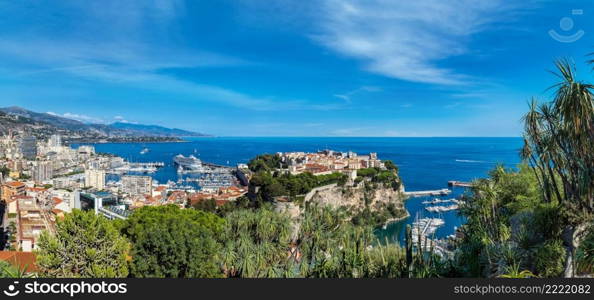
[
  {"x1": 382, "y1": 211, "x2": 410, "y2": 229},
  {"x1": 66, "y1": 139, "x2": 190, "y2": 145}
]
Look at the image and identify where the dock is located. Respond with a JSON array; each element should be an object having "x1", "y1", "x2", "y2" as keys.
[
  {"x1": 448, "y1": 181, "x2": 473, "y2": 188},
  {"x1": 404, "y1": 188, "x2": 451, "y2": 197}
]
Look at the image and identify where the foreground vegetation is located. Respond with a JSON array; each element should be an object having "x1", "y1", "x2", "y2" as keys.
[{"x1": 31, "y1": 204, "x2": 452, "y2": 278}]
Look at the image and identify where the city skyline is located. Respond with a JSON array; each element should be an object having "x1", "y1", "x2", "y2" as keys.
[{"x1": 1, "y1": 0, "x2": 593, "y2": 137}]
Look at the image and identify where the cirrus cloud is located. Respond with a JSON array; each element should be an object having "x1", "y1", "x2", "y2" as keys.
[{"x1": 312, "y1": 0, "x2": 521, "y2": 85}]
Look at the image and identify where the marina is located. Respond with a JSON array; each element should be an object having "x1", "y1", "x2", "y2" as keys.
[
  {"x1": 109, "y1": 162, "x2": 165, "y2": 174},
  {"x1": 179, "y1": 173, "x2": 236, "y2": 190},
  {"x1": 411, "y1": 217, "x2": 445, "y2": 248}
]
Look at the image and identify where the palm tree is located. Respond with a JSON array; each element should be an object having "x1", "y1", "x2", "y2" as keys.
[{"x1": 522, "y1": 58, "x2": 594, "y2": 277}]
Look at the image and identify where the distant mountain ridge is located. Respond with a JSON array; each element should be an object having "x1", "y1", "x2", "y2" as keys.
[
  {"x1": 110, "y1": 122, "x2": 205, "y2": 137},
  {"x1": 0, "y1": 106, "x2": 210, "y2": 138}
]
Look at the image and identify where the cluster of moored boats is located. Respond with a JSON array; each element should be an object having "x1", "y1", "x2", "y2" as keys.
[
  {"x1": 182, "y1": 173, "x2": 236, "y2": 190},
  {"x1": 422, "y1": 198, "x2": 463, "y2": 213}
]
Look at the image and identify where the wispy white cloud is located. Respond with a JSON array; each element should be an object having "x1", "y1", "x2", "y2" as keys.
[
  {"x1": 47, "y1": 112, "x2": 106, "y2": 124},
  {"x1": 313, "y1": 0, "x2": 519, "y2": 85},
  {"x1": 334, "y1": 85, "x2": 382, "y2": 102},
  {"x1": 113, "y1": 115, "x2": 138, "y2": 124}
]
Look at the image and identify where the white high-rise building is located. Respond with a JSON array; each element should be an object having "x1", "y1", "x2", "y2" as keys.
[
  {"x1": 48, "y1": 134, "x2": 62, "y2": 148},
  {"x1": 33, "y1": 161, "x2": 53, "y2": 183},
  {"x1": 70, "y1": 190, "x2": 81, "y2": 210},
  {"x1": 121, "y1": 175, "x2": 153, "y2": 195},
  {"x1": 85, "y1": 169, "x2": 106, "y2": 190}
]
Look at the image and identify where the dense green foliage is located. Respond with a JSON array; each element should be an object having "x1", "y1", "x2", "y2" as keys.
[
  {"x1": 383, "y1": 160, "x2": 399, "y2": 172},
  {"x1": 248, "y1": 154, "x2": 285, "y2": 172},
  {"x1": 36, "y1": 209, "x2": 129, "y2": 278},
  {"x1": 250, "y1": 171, "x2": 348, "y2": 202},
  {"x1": 119, "y1": 205, "x2": 225, "y2": 278},
  {"x1": 576, "y1": 228, "x2": 594, "y2": 274},
  {"x1": 454, "y1": 165, "x2": 575, "y2": 278},
  {"x1": 356, "y1": 167, "x2": 401, "y2": 190},
  {"x1": 219, "y1": 204, "x2": 441, "y2": 278},
  {"x1": 0, "y1": 166, "x2": 9, "y2": 177},
  {"x1": 350, "y1": 203, "x2": 407, "y2": 227},
  {"x1": 219, "y1": 207, "x2": 293, "y2": 277}
]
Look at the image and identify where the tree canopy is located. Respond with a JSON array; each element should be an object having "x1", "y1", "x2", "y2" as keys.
[
  {"x1": 250, "y1": 171, "x2": 348, "y2": 202},
  {"x1": 120, "y1": 205, "x2": 225, "y2": 278},
  {"x1": 36, "y1": 209, "x2": 129, "y2": 278}
]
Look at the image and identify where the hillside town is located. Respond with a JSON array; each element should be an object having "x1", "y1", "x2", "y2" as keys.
[
  {"x1": 0, "y1": 132, "x2": 247, "y2": 254},
  {"x1": 280, "y1": 150, "x2": 384, "y2": 176}
]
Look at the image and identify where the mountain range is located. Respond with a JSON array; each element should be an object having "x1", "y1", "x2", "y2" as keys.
[{"x1": 0, "y1": 106, "x2": 209, "y2": 138}]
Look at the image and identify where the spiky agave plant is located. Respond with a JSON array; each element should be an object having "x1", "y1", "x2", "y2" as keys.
[{"x1": 0, "y1": 262, "x2": 36, "y2": 278}]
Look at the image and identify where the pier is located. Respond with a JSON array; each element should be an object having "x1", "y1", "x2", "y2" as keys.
[
  {"x1": 404, "y1": 188, "x2": 451, "y2": 197},
  {"x1": 129, "y1": 162, "x2": 165, "y2": 168},
  {"x1": 448, "y1": 180, "x2": 473, "y2": 187}
]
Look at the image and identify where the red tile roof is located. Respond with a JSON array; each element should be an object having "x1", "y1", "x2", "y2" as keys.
[{"x1": 5, "y1": 181, "x2": 25, "y2": 188}]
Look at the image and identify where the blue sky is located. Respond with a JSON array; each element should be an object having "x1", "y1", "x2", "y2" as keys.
[{"x1": 0, "y1": 0, "x2": 593, "y2": 136}]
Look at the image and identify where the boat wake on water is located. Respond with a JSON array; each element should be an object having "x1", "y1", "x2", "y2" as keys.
[{"x1": 455, "y1": 159, "x2": 489, "y2": 164}]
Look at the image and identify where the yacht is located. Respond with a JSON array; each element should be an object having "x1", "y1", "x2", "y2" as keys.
[{"x1": 174, "y1": 154, "x2": 203, "y2": 170}]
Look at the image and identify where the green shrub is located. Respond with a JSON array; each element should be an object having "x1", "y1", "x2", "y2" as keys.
[
  {"x1": 532, "y1": 203, "x2": 563, "y2": 241},
  {"x1": 534, "y1": 239, "x2": 565, "y2": 277},
  {"x1": 576, "y1": 228, "x2": 594, "y2": 274}
]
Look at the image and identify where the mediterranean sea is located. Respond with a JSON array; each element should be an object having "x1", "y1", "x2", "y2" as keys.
[{"x1": 72, "y1": 137, "x2": 523, "y2": 244}]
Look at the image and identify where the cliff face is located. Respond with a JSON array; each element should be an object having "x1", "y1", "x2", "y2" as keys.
[
  {"x1": 307, "y1": 182, "x2": 406, "y2": 214},
  {"x1": 274, "y1": 181, "x2": 407, "y2": 239}
]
